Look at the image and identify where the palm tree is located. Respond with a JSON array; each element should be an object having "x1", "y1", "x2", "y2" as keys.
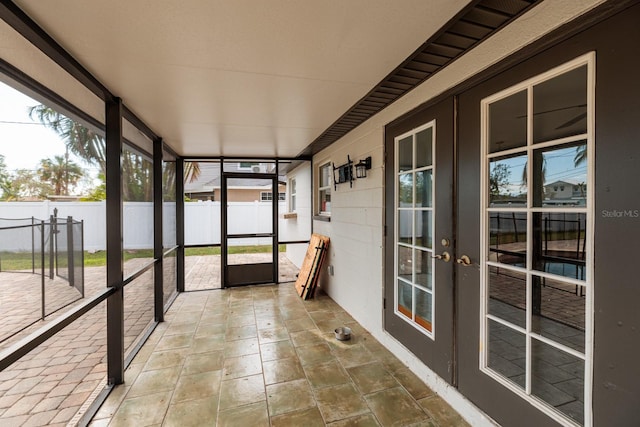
[
  {"x1": 38, "y1": 153, "x2": 84, "y2": 195},
  {"x1": 29, "y1": 105, "x2": 106, "y2": 174},
  {"x1": 29, "y1": 104, "x2": 201, "y2": 188}
]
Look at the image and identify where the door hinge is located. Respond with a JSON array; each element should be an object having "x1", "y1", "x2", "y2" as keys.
[
  {"x1": 384, "y1": 225, "x2": 387, "y2": 237},
  {"x1": 383, "y1": 298, "x2": 386, "y2": 309}
]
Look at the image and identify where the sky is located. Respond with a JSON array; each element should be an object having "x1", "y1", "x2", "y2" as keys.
[{"x1": 0, "y1": 81, "x2": 100, "y2": 190}]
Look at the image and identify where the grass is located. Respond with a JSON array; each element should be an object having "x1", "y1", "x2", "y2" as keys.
[{"x1": 0, "y1": 245, "x2": 286, "y2": 270}]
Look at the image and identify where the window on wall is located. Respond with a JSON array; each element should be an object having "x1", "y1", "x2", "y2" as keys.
[
  {"x1": 260, "y1": 192, "x2": 285, "y2": 202},
  {"x1": 481, "y1": 54, "x2": 593, "y2": 426},
  {"x1": 394, "y1": 121, "x2": 435, "y2": 336},
  {"x1": 289, "y1": 178, "x2": 297, "y2": 212},
  {"x1": 319, "y1": 162, "x2": 331, "y2": 215}
]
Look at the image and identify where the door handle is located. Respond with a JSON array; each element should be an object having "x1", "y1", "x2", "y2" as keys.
[
  {"x1": 456, "y1": 255, "x2": 472, "y2": 266},
  {"x1": 432, "y1": 251, "x2": 451, "y2": 262}
]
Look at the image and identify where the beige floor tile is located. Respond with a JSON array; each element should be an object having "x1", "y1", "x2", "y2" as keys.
[
  {"x1": 260, "y1": 340, "x2": 297, "y2": 362},
  {"x1": 347, "y1": 362, "x2": 398, "y2": 394},
  {"x1": 418, "y1": 396, "x2": 470, "y2": 427},
  {"x1": 257, "y1": 327, "x2": 290, "y2": 344},
  {"x1": 266, "y1": 378, "x2": 316, "y2": 417},
  {"x1": 223, "y1": 337, "x2": 260, "y2": 357},
  {"x1": 222, "y1": 353, "x2": 263, "y2": 380},
  {"x1": 182, "y1": 351, "x2": 224, "y2": 375},
  {"x1": 328, "y1": 413, "x2": 382, "y2": 427},
  {"x1": 218, "y1": 401, "x2": 269, "y2": 427},
  {"x1": 145, "y1": 348, "x2": 189, "y2": 371},
  {"x1": 218, "y1": 374, "x2": 265, "y2": 410},
  {"x1": 109, "y1": 391, "x2": 171, "y2": 426},
  {"x1": 365, "y1": 387, "x2": 430, "y2": 427},
  {"x1": 271, "y1": 407, "x2": 326, "y2": 427},
  {"x1": 392, "y1": 368, "x2": 435, "y2": 400},
  {"x1": 314, "y1": 383, "x2": 369, "y2": 423},
  {"x1": 297, "y1": 343, "x2": 334, "y2": 366},
  {"x1": 126, "y1": 367, "x2": 180, "y2": 398},
  {"x1": 172, "y1": 370, "x2": 221, "y2": 403},
  {"x1": 163, "y1": 397, "x2": 218, "y2": 427},
  {"x1": 304, "y1": 360, "x2": 351, "y2": 389},
  {"x1": 263, "y1": 358, "x2": 305, "y2": 385}
]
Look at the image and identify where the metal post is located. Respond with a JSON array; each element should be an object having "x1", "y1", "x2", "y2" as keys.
[
  {"x1": 80, "y1": 220, "x2": 85, "y2": 298},
  {"x1": 67, "y1": 216, "x2": 74, "y2": 288},
  {"x1": 153, "y1": 138, "x2": 164, "y2": 322},
  {"x1": 106, "y1": 96, "x2": 124, "y2": 386},
  {"x1": 41, "y1": 220, "x2": 45, "y2": 320},
  {"x1": 31, "y1": 216, "x2": 35, "y2": 274},
  {"x1": 49, "y1": 214, "x2": 54, "y2": 279},
  {"x1": 176, "y1": 159, "x2": 185, "y2": 293}
]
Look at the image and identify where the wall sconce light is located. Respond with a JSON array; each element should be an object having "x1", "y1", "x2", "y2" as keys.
[{"x1": 355, "y1": 156, "x2": 372, "y2": 178}]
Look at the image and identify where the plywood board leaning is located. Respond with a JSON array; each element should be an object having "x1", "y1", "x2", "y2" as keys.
[{"x1": 295, "y1": 234, "x2": 330, "y2": 299}]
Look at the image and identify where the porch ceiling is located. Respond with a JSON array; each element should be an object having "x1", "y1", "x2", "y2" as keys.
[
  {"x1": 9, "y1": 0, "x2": 474, "y2": 158},
  {"x1": 7, "y1": 0, "x2": 544, "y2": 160}
]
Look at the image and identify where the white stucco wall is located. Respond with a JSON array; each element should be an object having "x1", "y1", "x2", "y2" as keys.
[{"x1": 310, "y1": 1, "x2": 606, "y2": 425}]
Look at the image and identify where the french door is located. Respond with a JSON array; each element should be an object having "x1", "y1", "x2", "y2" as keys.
[
  {"x1": 384, "y1": 97, "x2": 455, "y2": 383},
  {"x1": 386, "y1": 59, "x2": 595, "y2": 427}
]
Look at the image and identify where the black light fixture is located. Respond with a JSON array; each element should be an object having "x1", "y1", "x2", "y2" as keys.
[{"x1": 355, "y1": 156, "x2": 372, "y2": 178}]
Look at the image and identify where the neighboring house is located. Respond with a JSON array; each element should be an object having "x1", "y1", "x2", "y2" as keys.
[
  {"x1": 184, "y1": 162, "x2": 285, "y2": 202},
  {"x1": 543, "y1": 179, "x2": 587, "y2": 205}
]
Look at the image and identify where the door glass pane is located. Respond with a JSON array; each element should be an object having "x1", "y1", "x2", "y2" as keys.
[
  {"x1": 398, "y1": 245, "x2": 412, "y2": 282},
  {"x1": 415, "y1": 248, "x2": 433, "y2": 291},
  {"x1": 531, "y1": 339, "x2": 584, "y2": 425},
  {"x1": 398, "y1": 211, "x2": 412, "y2": 245},
  {"x1": 489, "y1": 90, "x2": 527, "y2": 153},
  {"x1": 395, "y1": 122, "x2": 436, "y2": 337},
  {"x1": 533, "y1": 65, "x2": 587, "y2": 144},
  {"x1": 532, "y1": 212, "x2": 586, "y2": 280},
  {"x1": 397, "y1": 280, "x2": 413, "y2": 319},
  {"x1": 398, "y1": 136, "x2": 413, "y2": 172},
  {"x1": 416, "y1": 127, "x2": 433, "y2": 168},
  {"x1": 533, "y1": 142, "x2": 587, "y2": 208},
  {"x1": 415, "y1": 170, "x2": 433, "y2": 208},
  {"x1": 398, "y1": 173, "x2": 413, "y2": 207},
  {"x1": 488, "y1": 266, "x2": 526, "y2": 329},
  {"x1": 489, "y1": 153, "x2": 527, "y2": 206},
  {"x1": 487, "y1": 319, "x2": 526, "y2": 390},
  {"x1": 531, "y1": 275, "x2": 585, "y2": 353},
  {"x1": 415, "y1": 210, "x2": 432, "y2": 249},
  {"x1": 489, "y1": 211, "x2": 527, "y2": 267},
  {"x1": 414, "y1": 288, "x2": 433, "y2": 332}
]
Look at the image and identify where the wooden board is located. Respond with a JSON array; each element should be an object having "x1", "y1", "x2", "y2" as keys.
[{"x1": 295, "y1": 234, "x2": 330, "y2": 299}]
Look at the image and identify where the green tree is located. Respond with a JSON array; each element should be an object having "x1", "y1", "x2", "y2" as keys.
[
  {"x1": 13, "y1": 169, "x2": 54, "y2": 199},
  {"x1": 0, "y1": 154, "x2": 12, "y2": 199},
  {"x1": 81, "y1": 173, "x2": 106, "y2": 201},
  {"x1": 38, "y1": 153, "x2": 84, "y2": 195},
  {"x1": 29, "y1": 105, "x2": 106, "y2": 174},
  {"x1": 490, "y1": 163, "x2": 510, "y2": 196},
  {"x1": 29, "y1": 105, "x2": 201, "y2": 196}
]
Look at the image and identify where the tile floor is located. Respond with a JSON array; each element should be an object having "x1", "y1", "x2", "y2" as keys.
[{"x1": 90, "y1": 284, "x2": 469, "y2": 426}]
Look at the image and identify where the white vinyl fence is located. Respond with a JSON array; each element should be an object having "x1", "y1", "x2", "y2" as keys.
[{"x1": 0, "y1": 201, "x2": 304, "y2": 252}]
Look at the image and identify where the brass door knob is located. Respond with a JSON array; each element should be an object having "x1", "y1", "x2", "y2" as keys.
[
  {"x1": 432, "y1": 251, "x2": 451, "y2": 262},
  {"x1": 456, "y1": 255, "x2": 472, "y2": 266}
]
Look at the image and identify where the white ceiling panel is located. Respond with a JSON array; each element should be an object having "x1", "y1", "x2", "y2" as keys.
[{"x1": 13, "y1": 0, "x2": 471, "y2": 157}]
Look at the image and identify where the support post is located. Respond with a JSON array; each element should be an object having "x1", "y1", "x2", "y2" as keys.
[
  {"x1": 67, "y1": 216, "x2": 74, "y2": 288},
  {"x1": 106, "y1": 96, "x2": 124, "y2": 386},
  {"x1": 176, "y1": 159, "x2": 185, "y2": 293},
  {"x1": 153, "y1": 138, "x2": 164, "y2": 321}
]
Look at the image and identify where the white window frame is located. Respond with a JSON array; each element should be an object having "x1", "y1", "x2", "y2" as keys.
[
  {"x1": 393, "y1": 120, "x2": 436, "y2": 339},
  {"x1": 479, "y1": 53, "x2": 595, "y2": 427},
  {"x1": 289, "y1": 178, "x2": 297, "y2": 212},
  {"x1": 318, "y1": 162, "x2": 332, "y2": 215}
]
